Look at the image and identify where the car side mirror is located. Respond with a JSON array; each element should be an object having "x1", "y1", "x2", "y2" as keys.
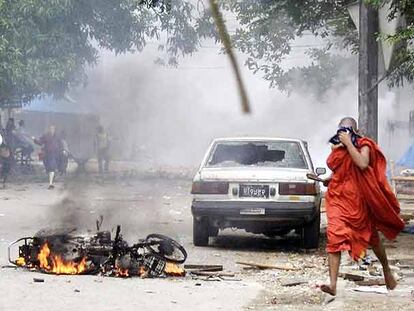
[{"x1": 315, "y1": 167, "x2": 326, "y2": 176}]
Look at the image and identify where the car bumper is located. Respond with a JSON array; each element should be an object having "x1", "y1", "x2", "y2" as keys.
[{"x1": 191, "y1": 200, "x2": 318, "y2": 224}]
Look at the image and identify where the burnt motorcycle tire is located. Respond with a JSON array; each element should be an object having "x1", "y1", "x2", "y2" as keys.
[{"x1": 146, "y1": 234, "x2": 187, "y2": 264}]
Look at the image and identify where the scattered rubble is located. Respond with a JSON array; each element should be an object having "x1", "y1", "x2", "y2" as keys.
[
  {"x1": 236, "y1": 261, "x2": 300, "y2": 271},
  {"x1": 355, "y1": 279, "x2": 386, "y2": 286},
  {"x1": 190, "y1": 271, "x2": 235, "y2": 277},
  {"x1": 184, "y1": 264, "x2": 223, "y2": 272},
  {"x1": 279, "y1": 277, "x2": 308, "y2": 287},
  {"x1": 351, "y1": 286, "x2": 388, "y2": 294},
  {"x1": 342, "y1": 272, "x2": 365, "y2": 282}
]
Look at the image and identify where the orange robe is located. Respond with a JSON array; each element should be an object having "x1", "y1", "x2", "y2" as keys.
[{"x1": 325, "y1": 137, "x2": 404, "y2": 260}]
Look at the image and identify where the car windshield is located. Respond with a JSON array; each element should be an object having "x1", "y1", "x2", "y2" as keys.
[{"x1": 206, "y1": 141, "x2": 308, "y2": 169}]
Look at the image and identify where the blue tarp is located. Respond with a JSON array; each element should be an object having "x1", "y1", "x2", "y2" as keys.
[{"x1": 397, "y1": 143, "x2": 414, "y2": 169}]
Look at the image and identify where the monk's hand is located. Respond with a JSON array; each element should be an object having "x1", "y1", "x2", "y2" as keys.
[{"x1": 338, "y1": 131, "x2": 352, "y2": 148}]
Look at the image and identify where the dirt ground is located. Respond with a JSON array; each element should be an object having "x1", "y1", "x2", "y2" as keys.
[{"x1": 0, "y1": 168, "x2": 414, "y2": 311}]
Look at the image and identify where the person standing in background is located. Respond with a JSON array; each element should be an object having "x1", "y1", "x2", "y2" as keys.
[
  {"x1": 4, "y1": 118, "x2": 16, "y2": 153},
  {"x1": 0, "y1": 131, "x2": 12, "y2": 188},
  {"x1": 94, "y1": 126, "x2": 110, "y2": 174}
]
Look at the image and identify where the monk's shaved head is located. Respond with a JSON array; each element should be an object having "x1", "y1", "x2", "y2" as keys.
[{"x1": 339, "y1": 117, "x2": 357, "y2": 129}]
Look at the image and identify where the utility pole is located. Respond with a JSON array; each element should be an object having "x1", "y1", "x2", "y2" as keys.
[{"x1": 358, "y1": 0, "x2": 379, "y2": 141}]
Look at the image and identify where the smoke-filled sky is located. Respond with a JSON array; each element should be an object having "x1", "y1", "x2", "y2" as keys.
[{"x1": 29, "y1": 37, "x2": 410, "y2": 170}]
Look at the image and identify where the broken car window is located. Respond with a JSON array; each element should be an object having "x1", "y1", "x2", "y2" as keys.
[{"x1": 206, "y1": 141, "x2": 308, "y2": 169}]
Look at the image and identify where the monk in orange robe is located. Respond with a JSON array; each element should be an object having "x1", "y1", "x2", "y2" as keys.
[{"x1": 320, "y1": 117, "x2": 405, "y2": 296}]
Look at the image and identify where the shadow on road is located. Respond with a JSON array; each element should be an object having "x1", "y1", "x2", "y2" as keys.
[
  {"x1": 206, "y1": 228, "x2": 327, "y2": 254},
  {"x1": 209, "y1": 232, "x2": 302, "y2": 252}
]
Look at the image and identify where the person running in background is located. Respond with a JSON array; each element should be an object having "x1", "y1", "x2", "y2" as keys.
[
  {"x1": 94, "y1": 126, "x2": 110, "y2": 174},
  {"x1": 34, "y1": 125, "x2": 62, "y2": 189}
]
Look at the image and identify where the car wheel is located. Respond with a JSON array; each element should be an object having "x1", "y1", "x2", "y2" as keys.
[
  {"x1": 302, "y1": 211, "x2": 321, "y2": 249},
  {"x1": 193, "y1": 217, "x2": 209, "y2": 246}
]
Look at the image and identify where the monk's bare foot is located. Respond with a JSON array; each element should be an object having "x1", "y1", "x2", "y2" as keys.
[
  {"x1": 320, "y1": 284, "x2": 336, "y2": 296},
  {"x1": 384, "y1": 270, "x2": 397, "y2": 290}
]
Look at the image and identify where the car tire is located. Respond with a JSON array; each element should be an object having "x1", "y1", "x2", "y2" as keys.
[
  {"x1": 302, "y1": 210, "x2": 320, "y2": 249},
  {"x1": 193, "y1": 217, "x2": 209, "y2": 246}
]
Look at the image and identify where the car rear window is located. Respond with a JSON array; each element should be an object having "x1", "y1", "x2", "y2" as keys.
[{"x1": 206, "y1": 141, "x2": 308, "y2": 169}]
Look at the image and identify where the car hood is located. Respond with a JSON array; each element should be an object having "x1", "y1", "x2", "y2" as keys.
[{"x1": 198, "y1": 167, "x2": 311, "y2": 182}]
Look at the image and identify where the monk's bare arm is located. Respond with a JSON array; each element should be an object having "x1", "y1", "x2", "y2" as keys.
[
  {"x1": 347, "y1": 145, "x2": 370, "y2": 170},
  {"x1": 338, "y1": 132, "x2": 370, "y2": 170}
]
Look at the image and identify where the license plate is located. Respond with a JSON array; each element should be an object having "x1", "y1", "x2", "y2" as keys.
[
  {"x1": 240, "y1": 208, "x2": 265, "y2": 215},
  {"x1": 239, "y1": 185, "x2": 269, "y2": 198}
]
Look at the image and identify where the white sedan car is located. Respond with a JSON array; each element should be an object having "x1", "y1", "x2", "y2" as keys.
[{"x1": 191, "y1": 137, "x2": 325, "y2": 248}]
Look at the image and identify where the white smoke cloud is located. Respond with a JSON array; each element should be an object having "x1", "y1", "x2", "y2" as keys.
[{"x1": 44, "y1": 37, "x2": 409, "y2": 171}]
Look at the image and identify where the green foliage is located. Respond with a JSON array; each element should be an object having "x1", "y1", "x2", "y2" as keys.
[
  {"x1": 215, "y1": 0, "x2": 414, "y2": 96},
  {"x1": 283, "y1": 48, "x2": 356, "y2": 99},
  {"x1": 0, "y1": 0, "x2": 200, "y2": 107},
  {"x1": 2, "y1": 0, "x2": 414, "y2": 106},
  {"x1": 216, "y1": 0, "x2": 358, "y2": 97}
]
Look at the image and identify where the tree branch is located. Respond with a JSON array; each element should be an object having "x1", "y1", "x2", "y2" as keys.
[{"x1": 209, "y1": 0, "x2": 251, "y2": 113}]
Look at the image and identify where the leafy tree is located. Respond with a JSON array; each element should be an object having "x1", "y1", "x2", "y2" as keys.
[
  {"x1": 217, "y1": 0, "x2": 414, "y2": 96},
  {"x1": 196, "y1": 0, "x2": 359, "y2": 98},
  {"x1": 0, "y1": 0, "x2": 199, "y2": 108},
  {"x1": 2, "y1": 0, "x2": 414, "y2": 106},
  {"x1": 372, "y1": 0, "x2": 414, "y2": 87}
]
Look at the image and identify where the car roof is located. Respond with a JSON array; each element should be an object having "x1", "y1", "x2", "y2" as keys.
[{"x1": 212, "y1": 137, "x2": 306, "y2": 144}]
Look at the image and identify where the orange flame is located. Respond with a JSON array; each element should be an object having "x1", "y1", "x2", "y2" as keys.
[
  {"x1": 37, "y1": 243, "x2": 87, "y2": 275},
  {"x1": 164, "y1": 262, "x2": 185, "y2": 276},
  {"x1": 139, "y1": 266, "x2": 148, "y2": 278},
  {"x1": 16, "y1": 257, "x2": 26, "y2": 266},
  {"x1": 116, "y1": 267, "x2": 129, "y2": 277}
]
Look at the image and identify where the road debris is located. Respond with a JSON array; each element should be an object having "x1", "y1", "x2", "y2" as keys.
[
  {"x1": 236, "y1": 261, "x2": 299, "y2": 271},
  {"x1": 351, "y1": 286, "x2": 388, "y2": 294},
  {"x1": 190, "y1": 271, "x2": 235, "y2": 277},
  {"x1": 280, "y1": 277, "x2": 308, "y2": 287},
  {"x1": 33, "y1": 278, "x2": 44, "y2": 283},
  {"x1": 341, "y1": 272, "x2": 365, "y2": 281},
  {"x1": 355, "y1": 279, "x2": 386, "y2": 286},
  {"x1": 184, "y1": 264, "x2": 223, "y2": 272},
  {"x1": 368, "y1": 266, "x2": 382, "y2": 276}
]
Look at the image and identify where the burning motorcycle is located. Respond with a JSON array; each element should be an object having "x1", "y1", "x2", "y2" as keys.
[{"x1": 8, "y1": 224, "x2": 187, "y2": 277}]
